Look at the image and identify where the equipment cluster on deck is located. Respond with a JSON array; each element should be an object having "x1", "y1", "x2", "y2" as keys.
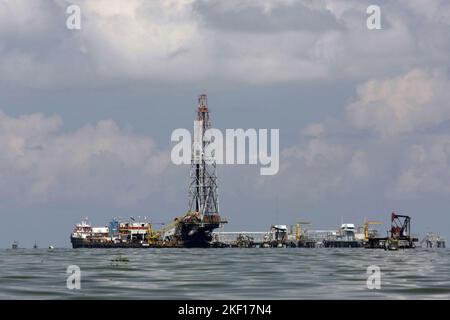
[{"x1": 212, "y1": 212, "x2": 428, "y2": 250}]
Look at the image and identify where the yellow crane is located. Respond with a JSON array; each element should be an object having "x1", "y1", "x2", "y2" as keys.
[
  {"x1": 364, "y1": 220, "x2": 382, "y2": 241},
  {"x1": 296, "y1": 221, "x2": 311, "y2": 241},
  {"x1": 146, "y1": 223, "x2": 160, "y2": 245}
]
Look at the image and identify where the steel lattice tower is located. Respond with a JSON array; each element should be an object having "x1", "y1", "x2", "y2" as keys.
[{"x1": 188, "y1": 94, "x2": 219, "y2": 217}]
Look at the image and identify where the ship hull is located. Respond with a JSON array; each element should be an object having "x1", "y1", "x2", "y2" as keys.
[
  {"x1": 70, "y1": 218, "x2": 223, "y2": 248},
  {"x1": 70, "y1": 236, "x2": 214, "y2": 248},
  {"x1": 323, "y1": 240, "x2": 362, "y2": 248},
  {"x1": 70, "y1": 237, "x2": 158, "y2": 248},
  {"x1": 177, "y1": 222, "x2": 220, "y2": 247}
]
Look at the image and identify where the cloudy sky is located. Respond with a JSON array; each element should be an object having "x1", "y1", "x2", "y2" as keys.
[{"x1": 1, "y1": 0, "x2": 449, "y2": 247}]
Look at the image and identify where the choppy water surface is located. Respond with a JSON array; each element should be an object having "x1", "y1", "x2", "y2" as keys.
[{"x1": 0, "y1": 248, "x2": 449, "y2": 299}]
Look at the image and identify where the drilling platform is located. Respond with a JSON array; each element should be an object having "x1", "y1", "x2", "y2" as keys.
[
  {"x1": 70, "y1": 94, "x2": 226, "y2": 248},
  {"x1": 173, "y1": 94, "x2": 226, "y2": 247}
]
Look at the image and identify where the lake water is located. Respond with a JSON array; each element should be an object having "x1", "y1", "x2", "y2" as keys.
[{"x1": 1, "y1": 248, "x2": 449, "y2": 299}]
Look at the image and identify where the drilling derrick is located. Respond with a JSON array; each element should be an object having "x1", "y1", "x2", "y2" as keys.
[
  {"x1": 189, "y1": 94, "x2": 219, "y2": 217},
  {"x1": 176, "y1": 94, "x2": 225, "y2": 247}
]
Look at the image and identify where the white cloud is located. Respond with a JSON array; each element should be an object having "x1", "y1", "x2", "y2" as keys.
[
  {"x1": 346, "y1": 69, "x2": 450, "y2": 137},
  {"x1": 0, "y1": 111, "x2": 170, "y2": 206},
  {"x1": 262, "y1": 69, "x2": 450, "y2": 202}
]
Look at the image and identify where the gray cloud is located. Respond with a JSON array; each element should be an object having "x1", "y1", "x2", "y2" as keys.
[
  {"x1": 1, "y1": 0, "x2": 449, "y2": 88},
  {"x1": 193, "y1": 0, "x2": 343, "y2": 33}
]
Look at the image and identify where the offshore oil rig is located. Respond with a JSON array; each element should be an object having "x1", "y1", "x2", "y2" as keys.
[
  {"x1": 71, "y1": 94, "x2": 226, "y2": 248},
  {"x1": 70, "y1": 95, "x2": 435, "y2": 250},
  {"x1": 170, "y1": 94, "x2": 227, "y2": 247}
]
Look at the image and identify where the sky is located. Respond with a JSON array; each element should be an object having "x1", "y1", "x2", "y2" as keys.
[{"x1": 0, "y1": 0, "x2": 450, "y2": 248}]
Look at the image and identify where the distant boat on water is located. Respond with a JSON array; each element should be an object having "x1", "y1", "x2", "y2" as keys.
[
  {"x1": 12, "y1": 241, "x2": 19, "y2": 249},
  {"x1": 33, "y1": 242, "x2": 38, "y2": 249}
]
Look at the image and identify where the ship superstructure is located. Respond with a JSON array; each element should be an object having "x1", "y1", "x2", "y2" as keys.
[{"x1": 70, "y1": 218, "x2": 159, "y2": 248}]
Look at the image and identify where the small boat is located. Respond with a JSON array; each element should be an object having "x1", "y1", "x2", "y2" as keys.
[
  {"x1": 11, "y1": 241, "x2": 19, "y2": 249},
  {"x1": 48, "y1": 245, "x2": 55, "y2": 249},
  {"x1": 33, "y1": 242, "x2": 38, "y2": 249}
]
